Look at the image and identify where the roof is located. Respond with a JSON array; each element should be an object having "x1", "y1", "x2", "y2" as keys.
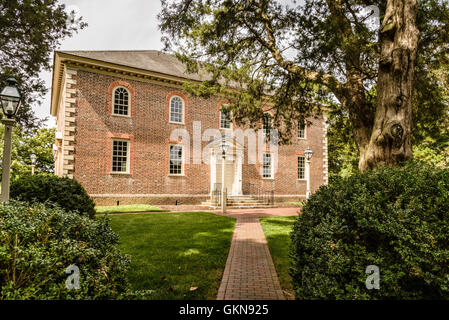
[{"x1": 59, "y1": 50, "x2": 213, "y2": 82}]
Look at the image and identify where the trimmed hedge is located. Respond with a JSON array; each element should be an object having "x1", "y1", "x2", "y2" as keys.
[
  {"x1": 10, "y1": 175, "x2": 96, "y2": 218},
  {"x1": 0, "y1": 201, "x2": 131, "y2": 299},
  {"x1": 290, "y1": 161, "x2": 449, "y2": 299}
]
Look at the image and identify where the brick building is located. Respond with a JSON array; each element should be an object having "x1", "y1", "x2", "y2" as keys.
[{"x1": 50, "y1": 50, "x2": 328, "y2": 206}]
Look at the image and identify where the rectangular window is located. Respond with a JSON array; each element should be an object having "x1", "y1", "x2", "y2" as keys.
[
  {"x1": 298, "y1": 155, "x2": 305, "y2": 180},
  {"x1": 263, "y1": 153, "x2": 272, "y2": 178},
  {"x1": 169, "y1": 145, "x2": 183, "y2": 175},
  {"x1": 111, "y1": 140, "x2": 129, "y2": 173},
  {"x1": 298, "y1": 118, "x2": 306, "y2": 139},
  {"x1": 220, "y1": 109, "x2": 232, "y2": 129}
]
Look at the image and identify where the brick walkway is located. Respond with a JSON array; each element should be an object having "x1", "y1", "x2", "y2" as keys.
[{"x1": 217, "y1": 217, "x2": 285, "y2": 300}]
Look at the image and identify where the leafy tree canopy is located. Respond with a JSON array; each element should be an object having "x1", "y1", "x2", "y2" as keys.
[
  {"x1": 159, "y1": 0, "x2": 449, "y2": 169},
  {"x1": 0, "y1": 127, "x2": 55, "y2": 181},
  {"x1": 0, "y1": 0, "x2": 86, "y2": 131}
]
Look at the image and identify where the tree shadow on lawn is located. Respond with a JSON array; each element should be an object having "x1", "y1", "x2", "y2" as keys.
[{"x1": 108, "y1": 211, "x2": 236, "y2": 300}]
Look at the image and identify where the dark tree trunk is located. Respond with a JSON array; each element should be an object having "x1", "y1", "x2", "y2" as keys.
[{"x1": 358, "y1": 0, "x2": 419, "y2": 170}]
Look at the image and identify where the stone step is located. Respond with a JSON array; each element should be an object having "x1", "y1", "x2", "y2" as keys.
[
  {"x1": 200, "y1": 202, "x2": 274, "y2": 208},
  {"x1": 204, "y1": 205, "x2": 275, "y2": 209}
]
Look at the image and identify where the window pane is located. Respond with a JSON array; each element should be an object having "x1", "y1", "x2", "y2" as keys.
[
  {"x1": 220, "y1": 109, "x2": 232, "y2": 129},
  {"x1": 298, "y1": 156, "x2": 305, "y2": 180},
  {"x1": 298, "y1": 119, "x2": 305, "y2": 138},
  {"x1": 169, "y1": 145, "x2": 183, "y2": 175},
  {"x1": 112, "y1": 140, "x2": 129, "y2": 172},
  {"x1": 263, "y1": 113, "x2": 272, "y2": 141},
  {"x1": 113, "y1": 87, "x2": 129, "y2": 115},
  {"x1": 263, "y1": 153, "x2": 272, "y2": 178},
  {"x1": 170, "y1": 96, "x2": 184, "y2": 123}
]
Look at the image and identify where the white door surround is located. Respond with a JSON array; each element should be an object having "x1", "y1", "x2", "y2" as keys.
[{"x1": 208, "y1": 136, "x2": 244, "y2": 196}]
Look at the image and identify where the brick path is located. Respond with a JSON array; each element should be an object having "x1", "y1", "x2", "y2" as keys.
[{"x1": 217, "y1": 217, "x2": 285, "y2": 300}]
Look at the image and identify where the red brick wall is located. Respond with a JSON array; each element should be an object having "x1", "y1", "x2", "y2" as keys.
[{"x1": 71, "y1": 69, "x2": 326, "y2": 203}]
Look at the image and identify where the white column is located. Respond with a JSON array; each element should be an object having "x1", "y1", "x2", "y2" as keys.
[
  {"x1": 233, "y1": 151, "x2": 243, "y2": 195},
  {"x1": 210, "y1": 150, "x2": 216, "y2": 197},
  {"x1": 306, "y1": 159, "x2": 311, "y2": 199}
]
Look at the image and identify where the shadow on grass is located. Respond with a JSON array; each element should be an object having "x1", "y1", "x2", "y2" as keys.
[{"x1": 109, "y1": 211, "x2": 235, "y2": 300}]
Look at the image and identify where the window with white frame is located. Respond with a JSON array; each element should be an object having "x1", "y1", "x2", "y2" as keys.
[
  {"x1": 262, "y1": 113, "x2": 272, "y2": 139},
  {"x1": 113, "y1": 87, "x2": 130, "y2": 116},
  {"x1": 263, "y1": 153, "x2": 273, "y2": 178},
  {"x1": 169, "y1": 96, "x2": 184, "y2": 123},
  {"x1": 111, "y1": 139, "x2": 129, "y2": 173},
  {"x1": 169, "y1": 144, "x2": 183, "y2": 175},
  {"x1": 298, "y1": 155, "x2": 305, "y2": 180},
  {"x1": 298, "y1": 118, "x2": 306, "y2": 139},
  {"x1": 220, "y1": 106, "x2": 232, "y2": 129}
]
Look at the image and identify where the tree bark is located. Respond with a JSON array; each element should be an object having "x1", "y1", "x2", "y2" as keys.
[{"x1": 358, "y1": 0, "x2": 419, "y2": 170}]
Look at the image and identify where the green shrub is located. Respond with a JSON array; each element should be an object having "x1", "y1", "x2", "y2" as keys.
[
  {"x1": 0, "y1": 201, "x2": 132, "y2": 299},
  {"x1": 10, "y1": 175, "x2": 96, "y2": 218},
  {"x1": 290, "y1": 161, "x2": 449, "y2": 299}
]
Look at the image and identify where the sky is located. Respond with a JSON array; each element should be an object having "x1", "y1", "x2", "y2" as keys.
[
  {"x1": 38, "y1": 0, "x2": 305, "y2": 127},
  {"x1": 38, "y1": 0, "x2": 164, "y2": 127}
]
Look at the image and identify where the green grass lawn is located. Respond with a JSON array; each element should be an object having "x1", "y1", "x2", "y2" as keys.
[
  {"x1": 260, "y1": 216, "x2": 297, "y2": 299},
  {"x1": 286, "y1": 201, "x2": 304, "y2": 207},
  {"x1": 96, "y1": 204, "x2": 165, "y2": 214},
  {"x1": 108, "y1": 212, "x2": 235, "y2": 299}
]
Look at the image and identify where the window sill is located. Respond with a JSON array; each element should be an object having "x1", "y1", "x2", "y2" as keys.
[
  {"x1": 168, "y1": 174, "x2": 185, "y2": 177},
  {"x1": 110, "y1": 172, "x2": 131, "y2": 175},
  {"x1": 297, "y1": 178, "x2": 307, "y2": 181},
  {"x1": 262, "y1": 177, "x2": 274, "y2": 180},
  {"x1": 111, "y1": 114, "x2": 131, "y2": 118},
  {"x1": 169, "y1": 121, "x2": 185, "y2": 125},
  {"x1": 297, "y1": 137, "x2": 307, "y2": 140}
]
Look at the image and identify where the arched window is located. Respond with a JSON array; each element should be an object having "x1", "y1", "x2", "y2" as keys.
[
  {"x1": 220, "y1": 105, "x2": 232, "y2": 129},
  {"x1": 113, "y1": 87, "x2": 130, "y2": 116},
  {"x1": 262, "y1": 113, "x2": 272, "y2": 136},
  {"x1": 298, "y1": 118, "x2": 306, "y2": 139},
  {"x1": 169, "y1": 96, "x2": 185, "y2": 123}
]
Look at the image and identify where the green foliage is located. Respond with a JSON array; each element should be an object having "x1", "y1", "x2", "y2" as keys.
[
  {"x1": 159, "y1": 0, "x2": 449, "y2": 145},
  {"x1": 0, "y1": 127, "x2": 56, "y2": 180},
  {"x1": 0, "y1": 201, "x2": 131, "y2": 300},
  {"x1": 290, "y1": 161, "x2": 449, "y2": 299},
  {"x1": 10, "y1": 175, "x2": 96, "y2": 218},
  {"x1": 0, "y1": 0, "x2": 86, "y2": 130}
]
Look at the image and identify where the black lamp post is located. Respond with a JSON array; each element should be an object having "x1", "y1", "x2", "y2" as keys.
[
  {"x1": 220, "y1": 136, "x2": 230, "y2": 213},
  {"x1": 0, "y1": 78, "x2": 22, "y2": 202}
]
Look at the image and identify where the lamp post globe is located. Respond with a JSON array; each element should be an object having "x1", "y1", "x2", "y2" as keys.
[
  {"x1": 0, "y1": 78, "x2": 22, "y2": 118},
  {"x1": 0, "y1": 77, "x2": 22, "y2": 202},
  {"x1": 304, "y1": 147, "x2": 314, "y2": 161}
]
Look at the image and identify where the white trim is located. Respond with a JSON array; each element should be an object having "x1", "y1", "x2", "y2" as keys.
[
  {"x1": 219, "y1": 105, "x2": 232, "y2": 130},
  {"x1": 168, "y1": 95, "x2": 185, "y2": 124},
  {"x1": 168, "y1": 143, "x2": 184, "y2": 176},
  {"x1": 297, "y1": 118, "x2": 307, "y2": 139},
  {"x1": 262, "y1": 152, "x2": 274, "y2": 179},
  {"x1": 297, "y1": 155, "x2": 306, "y2": 180},
  {"x1": 112, "y1": 86, "x2": 131, "y2": 117},
  {"x1": 110, "y1": 138, "x2": 130, "y2": 174}
]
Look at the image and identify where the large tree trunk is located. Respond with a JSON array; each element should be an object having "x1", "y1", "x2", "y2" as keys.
[{"x1": 358, "y1": 0, "x2": 419, "y2": 170}]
